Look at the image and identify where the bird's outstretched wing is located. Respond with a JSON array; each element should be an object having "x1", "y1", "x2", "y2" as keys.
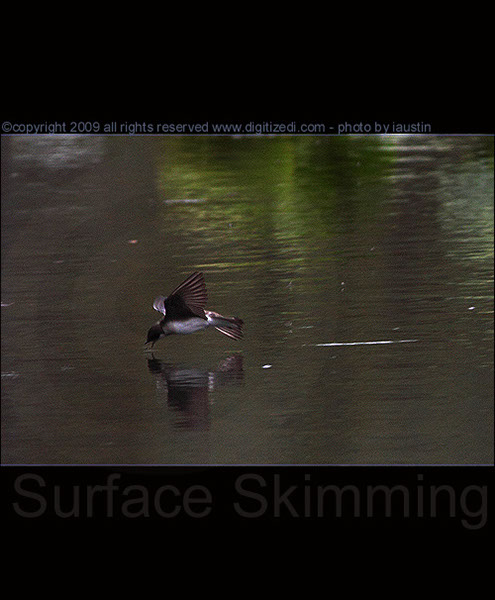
[{"x1": 164, "y1": 271, "x2": 208, "y2": 319}]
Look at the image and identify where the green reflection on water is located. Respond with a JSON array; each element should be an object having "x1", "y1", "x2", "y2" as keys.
[{"x1": 156, "y1": 136, "x2": 394, "y2": 245}]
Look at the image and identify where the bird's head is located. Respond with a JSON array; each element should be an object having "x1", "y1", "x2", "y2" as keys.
[{"x1": 145, "y1": 324, "x2": 163, "y2": 348}]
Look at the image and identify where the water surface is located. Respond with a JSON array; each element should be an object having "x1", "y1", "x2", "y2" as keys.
[{"x1": 1, "y1": 135, "x2": 493, "y2": 464}]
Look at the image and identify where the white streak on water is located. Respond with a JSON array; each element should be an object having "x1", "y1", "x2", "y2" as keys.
[{"x1": 314, "y1": 339, "x2": 419, "y2": 347}]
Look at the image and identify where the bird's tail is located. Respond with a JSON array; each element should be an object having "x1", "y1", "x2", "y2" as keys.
[{"x1": 206, "y1": 311, "x2": 244, "y2": 340}]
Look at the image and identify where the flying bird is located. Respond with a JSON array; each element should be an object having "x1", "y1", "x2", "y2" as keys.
[{"x1": 145, "y1": 271, "x2": 243, "y2": 347}]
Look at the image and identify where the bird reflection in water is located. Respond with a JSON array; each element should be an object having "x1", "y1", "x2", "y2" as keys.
[{"x1": 147, "y1": 353, "x2": 244, "y2": 430}]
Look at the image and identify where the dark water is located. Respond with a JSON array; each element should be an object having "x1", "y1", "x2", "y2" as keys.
[{"x1": 1, "y1": 135, "x2": 493, "y2": 464}]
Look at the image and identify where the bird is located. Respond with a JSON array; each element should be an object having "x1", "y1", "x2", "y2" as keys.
[{"x1": 145, "y1": 271, "x2": 243, "y2": 347}]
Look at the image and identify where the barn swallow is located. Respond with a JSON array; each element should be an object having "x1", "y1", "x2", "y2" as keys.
[{"x1": 145, "y1": 271, "x2": 243, "y2": 347}]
